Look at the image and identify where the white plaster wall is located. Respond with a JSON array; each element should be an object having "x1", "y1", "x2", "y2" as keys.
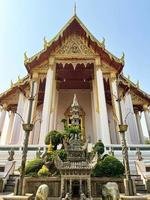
[{"x1": 56, "y1": 89, "x2": 94, "y2": 142}]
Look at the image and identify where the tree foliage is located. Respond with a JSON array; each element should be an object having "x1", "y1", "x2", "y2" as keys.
[{"x1": 93, "y1": 140, "x2": 105, "y2": 156}]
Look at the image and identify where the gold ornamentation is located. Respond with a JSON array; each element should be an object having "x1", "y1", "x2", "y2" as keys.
[
  {"x1": 55, "y1": 35, "x2": 95, "y2": 56},
  {"x1": 10, "y1": 80, "x2": 14, "y2": 88},
  {"x1": 101, "y1": 37, "x2": 105, "y2": 49},
  {"x1": 136, "y1": 80, "x2": 140, "y2": 88},
  {"x1": 120, "y1": 52, "x2": 125, "y2": 64},
  {"x1": 43, "y1": 37, "x2": 48, "y2": 49},
  {"x1": 131, "y1": 92, "x2": 148, "y2": 105},
  {"x1": 24, "y1": 51, "x2": 29, "y2": 62}
]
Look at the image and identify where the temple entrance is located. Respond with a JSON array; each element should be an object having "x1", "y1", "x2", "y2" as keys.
[{"x1": 72, "y1": 180, "x2": 80, "y2": 197}]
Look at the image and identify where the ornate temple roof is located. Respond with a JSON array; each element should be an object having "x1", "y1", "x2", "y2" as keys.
[
  {"x1": 0, "y1": 15, "x2": 150, "y2": 108},
  {"x1": 0, "y1": 75, "x2": 29, "y2": 109},
  {"x1": 24, "y1": 15, "x2": 124, "y2": 73},
  {"x1": 120, "y1": 74, "x2": 150, "y2": 105}
]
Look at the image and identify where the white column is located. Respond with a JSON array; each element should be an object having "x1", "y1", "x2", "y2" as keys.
[
  {"x1": 0, "y1": 108, "x2": 6, "y2": 136},
  {"x1": 96, "y1": 66, "x2": 111, "y2": 144},
  {"x1": 18, "y1": 97, "x2": 29, "y2": 144},
  {"x1": 49, "y1": 80, "x2": 56, "y2": 131},
  {"x1": 6, "y1": 111, "x2": 15, "y2": 144},
  {"x1": 91, "y1": 90, "x2": 97, "y2": 143},
  {"x1": 109, "y1": 73, "x2": 121, "y2": 144},
  {"x1": 124, "y1": 92, "x2": 139, "y2": 144},
  {"x1": 92, "y1": 79, "x2": 101, "y2": 142},
  {"x1": 11, "y1": 92, "x2": 25, "y2": 144},
  {"x1": 143, "y1": 104, "x2": 150, "y2": 139},
  {"x1": 134, "y1": 109, "x2": 144, "y2": 144},
  {"x1": 39, "y1": 59, "x2": 54, "y2": 144},
  {"x1": 53, "y1": 90, "x2": 59, "y2": 130},
  {"x1": 32, "y1": 105, "x2": 42, "y2": 144},
  {"x1": 120, "y1": 98, "x2": 131, "y2": 144}
]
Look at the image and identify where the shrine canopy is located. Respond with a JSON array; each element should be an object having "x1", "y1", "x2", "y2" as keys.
[{"x1": 24, "y1": 15, "x2": 124, "y2": 73}]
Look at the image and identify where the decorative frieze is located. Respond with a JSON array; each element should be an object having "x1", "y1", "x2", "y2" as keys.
[{"x1": 55, "y1": 34, "x2": 96, "y2": 57}]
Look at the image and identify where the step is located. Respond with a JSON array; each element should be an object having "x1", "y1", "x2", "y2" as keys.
[
  {"x1": 136, "y1": 184, "x2": 146, "y2": 190},
  {"x1": 7, "y1": 179, "x2": 16, "y2": 184},
  {"x1": 4, "y1": 185, "x2": 14, "y2": 192},
  {"x1": 9, "y1": 174, "x2": 19, "y2": 181},
  {"x1": 135, "y1": 180, "x2": 144, "y2": 185}
]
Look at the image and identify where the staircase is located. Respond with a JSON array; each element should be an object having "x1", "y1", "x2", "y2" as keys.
[
  {"x1": 131, "y1": 174, "x2": 147, "y2": 194},
  {"x1": 3, "y1": 174, "x2": 19, "y2": 193}
]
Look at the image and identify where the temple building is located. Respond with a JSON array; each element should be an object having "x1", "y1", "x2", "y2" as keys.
[{"x1": 0, "y1": 14, "x2": 150, "y2": 146}]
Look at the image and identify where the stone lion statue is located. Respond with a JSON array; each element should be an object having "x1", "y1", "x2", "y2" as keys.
[
  {"x1": 102, "y1": 182, "x2": 120, "y2": 200},
  {"x1": 35, "y1": 184, "x2": 49, "y2": 200},
  {"x1": 80, "y1": 192, "x2": 87, "y2": 200},
  {"x1": 62, "y1": 192, "x2": 71, "y2": 200}
]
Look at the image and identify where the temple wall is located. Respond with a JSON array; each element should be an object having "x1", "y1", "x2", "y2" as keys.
[{"x1": 56, "y1": 89, "x2": 94, "y2": 142}]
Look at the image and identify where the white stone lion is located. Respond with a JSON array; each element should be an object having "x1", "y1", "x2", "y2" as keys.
[
  {"x1": 102, "y1": 182, "x2": 120, "y2": 200},
  {"x1": 35, "y1": 184, "x2": 49, "y2": 200}
]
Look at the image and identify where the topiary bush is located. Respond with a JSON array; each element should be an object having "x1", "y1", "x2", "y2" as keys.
[
  {"x1": 38, "y1": 165, "x2": 49, "y2": 177},
  {"x1": 93, "y1": 140, "x2": 105, "y2": 157},
  {"x1": 25, "y1": 158, "x2": 44, "y2": 175},
  {"x1": 45, "y1": 130, "x2": 63, "y2": 150},
  {"x1": 92, "y1": 155, "x2": 124, "y2": 177}
]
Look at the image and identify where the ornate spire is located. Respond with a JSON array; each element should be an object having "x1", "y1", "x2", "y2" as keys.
[
  {"x1": 70, "y1": 94, "x2": 80, "y2": 126},
  {"x1": 71, "y1": 94, "x2": 79, "y2": 107}
]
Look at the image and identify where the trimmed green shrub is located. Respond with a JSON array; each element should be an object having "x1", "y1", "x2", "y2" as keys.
[
  {"x1": 45, "y1": 130, "x2": 63, "y2": 150},
  {"x1": 92, "y1": 155, "x2": 124, "y2": 177},
  {"x1": 38, "y1": 165, "x2": 49, "y2": 177},
  {"x1": 93, "y1": 140, "x2": 105, "y2": 156},
  {"x1": 25, "y1": 158, "x2": 44, "y2": 175}
]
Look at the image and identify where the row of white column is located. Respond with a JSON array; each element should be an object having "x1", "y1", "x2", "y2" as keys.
[
  {"x1": 91, "y1": 59, "x2": 150, "y2": 144},
  {"x1": 0, "y1": 58, "x2": 58, "y2": 145},
  {"x1": 0, "y1": 58, "x2": 150, "y2": 145}
]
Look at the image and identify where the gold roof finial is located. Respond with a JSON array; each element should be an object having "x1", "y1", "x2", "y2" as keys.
[
  {"x1": 24, "y1": 51, "x2": 29, "y2": 62},
  {"x1": 101, "y1": 37, "x2": 105, "y2": 48},
  {"x1": 43, "y1": 36, "x2": 48, "y2": 49},
  {"x1": 120, "y1": 52, "x2": 125, "y2": 63},
  {"x1": 74, "y1": 2, "x2": 77, "y2": 16},
  {"x1": 136, "y1": 80, "x2": 140, "y2": 88},
  {"x1": 10, "y1": 80, "x2": 13, "y2": 88},
  {"x1": 18, "y1": 75, "x2": 21, "y2": 84}
]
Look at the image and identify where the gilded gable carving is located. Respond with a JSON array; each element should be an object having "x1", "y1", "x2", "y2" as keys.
[
  {"x1": 54, "y1": 35, "x2": 96, "y2": 56},
  {"x1": 131, "y1": 92, "x2": 148, "y2": 105}
]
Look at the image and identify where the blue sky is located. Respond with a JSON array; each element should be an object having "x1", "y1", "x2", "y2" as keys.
[
  {"x1": 0, "y1": 0, "x2": 150, "y2": 94},
  {"x1": 0, "y1": 0, "x2": 150, "y2": 137}
]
